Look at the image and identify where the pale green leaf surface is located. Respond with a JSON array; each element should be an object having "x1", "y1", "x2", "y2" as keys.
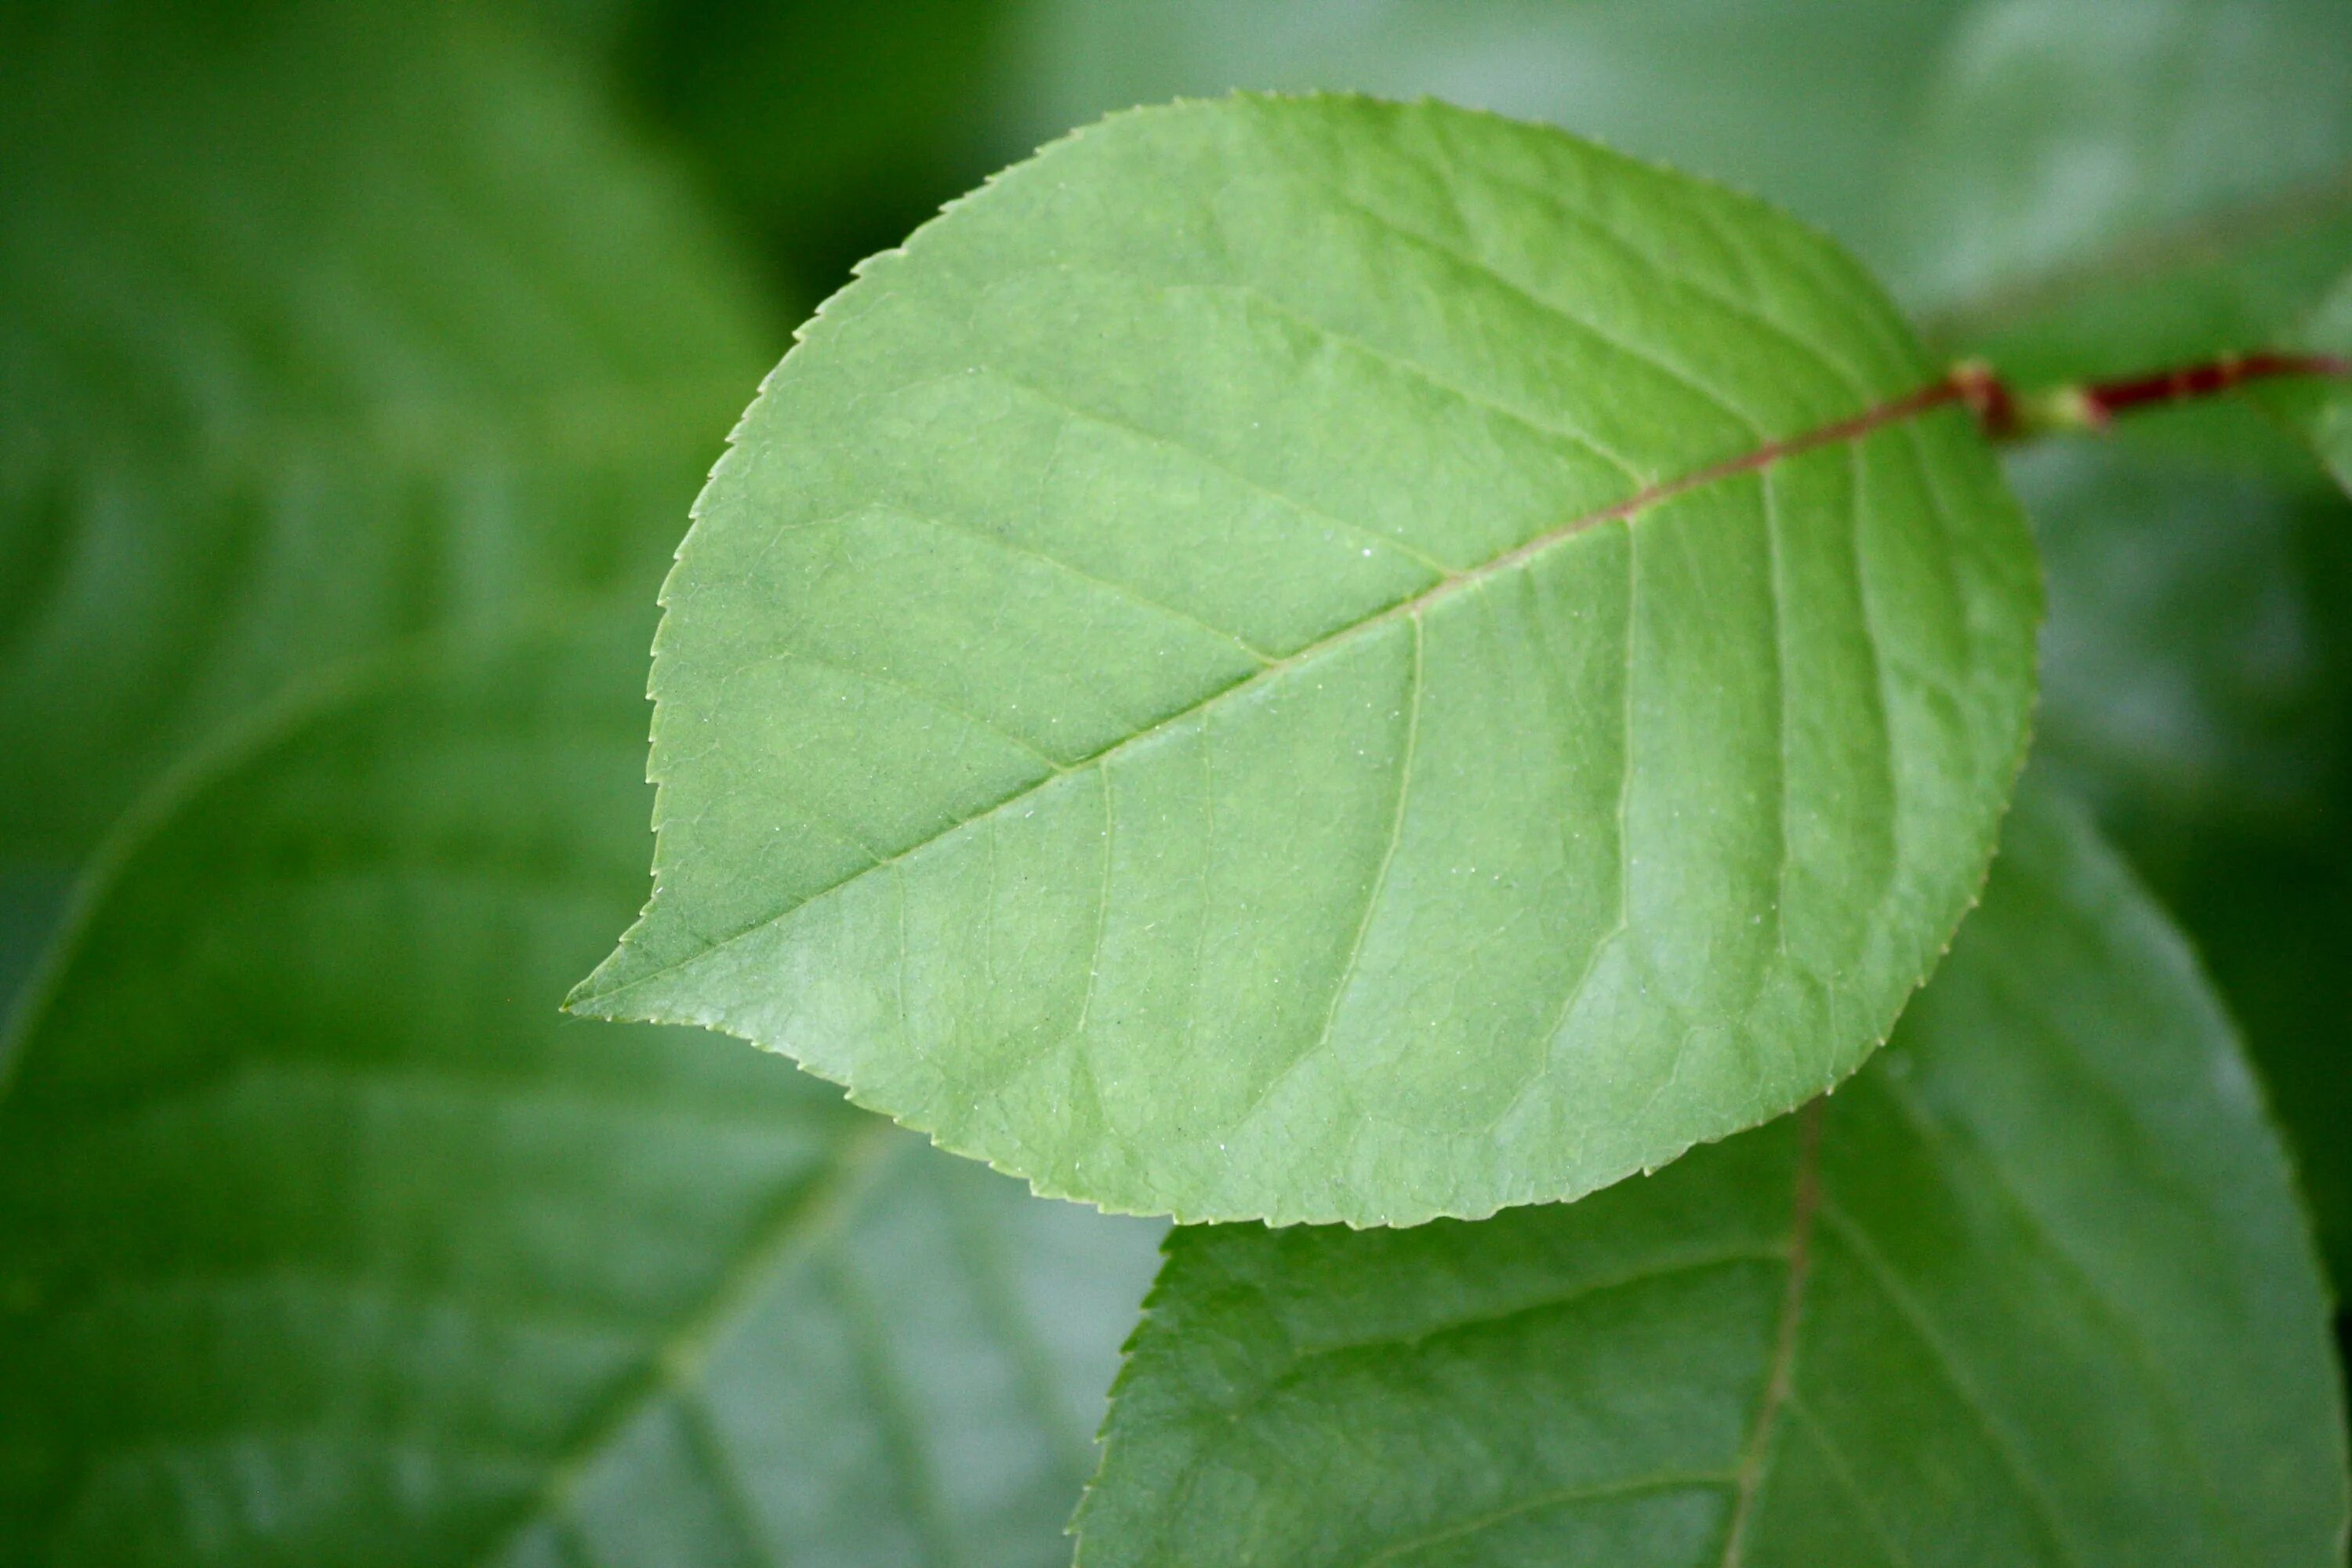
[
  {"x1": 0, "y1": 0, "x2": 775, "y2": 858},
  {"x1": 1076, "y1": 779, "x2": 2349, "y2": 1567},
  {"x1": 0, "y1": 622, "x2": 1164, "y2": 1568},
  {"x1": 575, "y1": 95, "x2": 2042, "y2": 1225}
]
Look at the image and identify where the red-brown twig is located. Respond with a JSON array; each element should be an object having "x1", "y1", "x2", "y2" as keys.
[{"x1": 1951, "y1": 350, "x2": 2350, "y2": 442}]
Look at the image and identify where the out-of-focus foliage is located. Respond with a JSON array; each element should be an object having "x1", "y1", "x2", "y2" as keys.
[
  {"x1": 2267, "y1": 267, "x2": 2352, "y2": 493},
  {"x1": 622, "y1": 0, "x2": 1022, "y2": 292},
  {"x1": 0, "y1": 621, "x2": 1162, "y2": 1565},
  {"x1": 1004, "y1": 0, "x2": 1974, "y2": 272},
  {"x1": 2, "y1": 0, "x2": 2349, "y2": 1559},
  {"x1": 0, "y1": 869, "x2": 69, "y2": 1032},
  {"x1": 0, "y1": 0, "x2": 773, "y2": 866},
  {"x1": 1894, "y1": 0, "x2": 2352, "y2": 372},
  {"x1": 2016, "y1": 441, "x2": 2344, "y2": 835},
  {"x1": 2175, "y1": 822, "x2": 2352, "y2": 1316},
  {"x1": 1898, "y1": 0, "x2": 2352, "y2": 477}
]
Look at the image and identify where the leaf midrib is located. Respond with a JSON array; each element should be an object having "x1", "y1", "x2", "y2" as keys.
[
  {"x1": 464, "y1": 1116, "x2": 902, "y2": 1565},
  {"x1": 575, "y1": 372, "x2": 1972, "y2": 1014},
  {"x1": 1721, "y1": 1098, "x2": 1824, "y2": 1567}
]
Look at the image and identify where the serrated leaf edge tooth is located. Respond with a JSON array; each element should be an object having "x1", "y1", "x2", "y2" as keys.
[{"x1": 570, "y1": 94, "x2": 2048, "y2": 1232}]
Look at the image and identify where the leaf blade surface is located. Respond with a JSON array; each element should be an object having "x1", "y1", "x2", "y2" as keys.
[
  {"x1": 2264, "y1": 267, "x2": 2352, "y2": 494},
  {"x1": 579, "y1": 95, "x2": 2042, "y2": 1225},
  {"x1": 1076, "y1": 779, "x2": 2350, "y2": 1566},
  {"x1": 0, "y1": 622, "x2": 1165, "y2": 1568}
]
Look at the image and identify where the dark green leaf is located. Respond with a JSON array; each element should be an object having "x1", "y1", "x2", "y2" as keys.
[
  {"x1": 0, "y1": 0, "x2": 775, "y2": 858},
  {"x1": 0, "y1": 622, "x2": 1163, "y2": 1566},
  {"x1": 572, "y1": 95, "x2": 2041, "y2": 1225},
  {"x1": 1900, "y1": 0, "x2": 2352, "y2": 391},
  {"x1": 0, "y1": 863, "x2": 70, "y2": 1028},
  {"x1": 1077, "y1": 779, "x2": 2349, "y2": 1566},
  {"x1": 2013, "y1": 440, "x2": 2343, "y2": 832},
  {"x1": 2172, "y1": 826, "x2": 2352, "y2": 1299},
  {"x1": 2011, "y1": 354, "x2": 2352, "y2": 1298},
  {"x1": 623, "y1": 0, "x2": 1020, "y2": 292},
  {"x1": 2259, "y1": 267, "x2": 2352, "y2": 494}
]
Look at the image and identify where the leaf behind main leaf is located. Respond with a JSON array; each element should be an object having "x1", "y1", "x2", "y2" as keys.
[
  {"x1": 1075, "y1": 777, "x2": 2349, "y2": 1566},
  {"x1": 1001, "y1": 0, "x2": 1977, "y2": 273},
  {"x1": 1898, "y1": 0, "x2": 2352, "y2": 474},
  {"x1": 574, "y1": 93, "x2": 2042, "y2": 1226},
  {"x1": 2262, "y1": 266, "x2": 2352, "y2": 495},
  {"x1": 0, "y1": 621, "x2": 1165, "y2": 1566},
  {"x1": 0, "y1": 0, "x2": 775, "y2": 860}
]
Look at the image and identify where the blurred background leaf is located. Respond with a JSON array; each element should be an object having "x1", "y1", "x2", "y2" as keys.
[
  {"x1": 999, "y1": 0, "x2": 1975, "y2": 268},
  {"x1": 1894, "y1": 0, "x2": 2352, "y2": 376},
  {"x1": 0, "y1": 620, "x2": 1162, "y2": 1564},
  {"x1": 2009, "y1": 441, "x2": 2352, "y2": 1290},
  {"x1": 2016, "y1": 441, "x2": 2347, "y2": 836},
  {"x1": 0, "y1": 0, "x2": 777, "y2": 871},
  {"x1": 1896, "y1": 0, "x2": 2352, "y2": 477},
  {"x1": 2263, "y1": 265, "x2": 2352, "y2": 492},
  {"x1": 615, "y1": 0, "x2": 1025, "y2": 298},
  {"x1": 0, "y1": 868, "x2": 71, "y2": 1039}
]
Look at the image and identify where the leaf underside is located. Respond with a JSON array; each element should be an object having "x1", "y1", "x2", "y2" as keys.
[
  {"x1": 0, "y1": 625, "x2": 1164, "y2": 1568},
  {"x1": 575, "y1": 94, "x2": 2042, "y2": 1225},
  {"x1": 1076, "y1": 779, "x2": 2350, "y2": 1567}
]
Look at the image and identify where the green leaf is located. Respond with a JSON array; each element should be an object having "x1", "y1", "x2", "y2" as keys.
[
  {"x1": 2007, "y1": 310, "x2": 2352, "y2": 1295},
  {"x1": 0, "y1": 864, "x2": 70, "y2": 1027},
  {"x1": 2260, "y1": 267, "x2": 2352, "y2": 495},
  {"x1": 0, "y1": 0, "x2": 775, "y2": 858},
  {"x1": 0, "y1": 621, "x2": 1163, "y2": 1566},
  {"x1": 1003, "y1": 0, "x2": 1976, "y2": 273},
  {"x1": 2013, "y1": 439, "x2": 2343, "y2": 832},
  {"x1": 2172, "y1": 824, "x2": 2352, "y2": 1298},
  {"x1": 1076, "y1": 779, "x2": 2349, "y2": 1567},
  {"x1": 622, "y1": 0, "x2": 1020, "y2": 287},
  {"x1": 1900, "y1": 0, "x2": 2352, "y2": 389},
  {"x1": 573, "y1": 94, "x2": 2042, "y2": 1226}
]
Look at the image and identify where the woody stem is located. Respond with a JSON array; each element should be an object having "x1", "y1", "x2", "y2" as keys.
[{"x1": 1951, "y1": 350, "x2": 2350, "y2": 443}]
